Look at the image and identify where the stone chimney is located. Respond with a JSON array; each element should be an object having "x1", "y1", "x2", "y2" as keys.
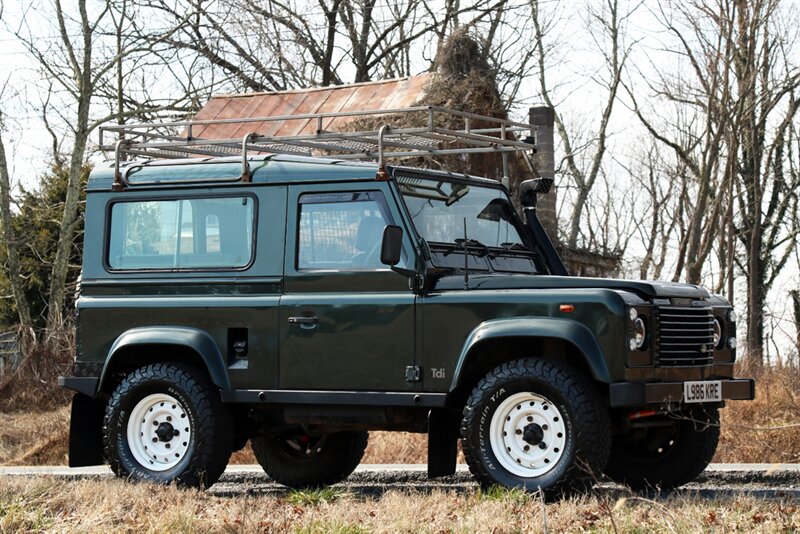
[{"x1": 529, "y1": 107, "x2": 557, "y2": 238}]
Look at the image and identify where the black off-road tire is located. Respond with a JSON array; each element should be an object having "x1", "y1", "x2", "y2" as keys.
[
  {"x1": 604, "y1": 406, "x2": 720, "y2": 491},
  {"x1": 461, "y1": 358, "x2": 611, "y2": 498},
  {"x1": 103, "y1": 363, "x2": 233, "y2": 488},
  {"x1": 252, "y1": 430, "x2": 368, "y2": 489}
]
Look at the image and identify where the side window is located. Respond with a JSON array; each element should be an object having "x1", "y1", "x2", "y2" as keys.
[
  {"x1": 108, "y1": 196, "x2": 255, "y2": 270},
  {"x1": 297, "y1": 192, "x2": 390, "y2": 270}
]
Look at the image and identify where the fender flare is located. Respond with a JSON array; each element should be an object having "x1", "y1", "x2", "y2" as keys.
[
  {"x1": 98, "y1": 326, "x2": 231, "y2": 393},
  {"x1": 449, "y1": 317, "x2": 611, "y2": 391}
]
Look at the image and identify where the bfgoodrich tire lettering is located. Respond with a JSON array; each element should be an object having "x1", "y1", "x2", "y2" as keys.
[
  {"x1": 252, "y1": 430, "x2": 368, "y2": 489},
  {"x1": 461, "y1": 358, "x2": 610, "y2": 497},
  {"x1": 103, "y1": 363, "x2": 232, "y2": 488},
  {"x1": 604, "y1": 406, "x2": 720, "y2": 490}
]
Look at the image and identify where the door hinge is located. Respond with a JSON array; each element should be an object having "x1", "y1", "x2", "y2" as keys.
[{"x1": 405, "y1": 365, "x2": 421, "y2": 382}]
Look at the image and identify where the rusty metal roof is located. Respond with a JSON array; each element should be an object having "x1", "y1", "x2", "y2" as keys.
[
  {"x1": 98, "y1": 73, "x2": 539, "y2": 186},
  {"x1": 189, "y1": 74, "x2": 433, "y2": 140}
]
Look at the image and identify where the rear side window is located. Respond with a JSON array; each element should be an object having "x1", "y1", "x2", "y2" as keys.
[{"x1": 107, "y1": 196, "x2": 255, "y2": 270}]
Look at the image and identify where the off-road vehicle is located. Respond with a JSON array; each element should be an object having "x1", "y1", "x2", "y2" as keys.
[{"x1": 60, "y1": 106, "x2": 754, "y2": 496}]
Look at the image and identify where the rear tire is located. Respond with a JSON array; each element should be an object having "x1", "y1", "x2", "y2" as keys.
[
  {"x1": 603, "y1": 406, "x2": 720, "y2": 490},
  {"x1": 103, "y1": 363, "x2": 233, "y2": 488},
  {"x1": 461, "y1": 358, "x2": 610, "y2": 498},
  {"x1": 252, "y1": 429, "x2": 368, "y2": 489}
]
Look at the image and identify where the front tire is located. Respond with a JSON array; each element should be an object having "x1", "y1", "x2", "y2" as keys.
[
  {"x1": 461, "y1": 358, "x2": 611, "y2": 498},
  {"x1": 604, "y1": 406, "x2": 720, "y2": 490},
  {"x1": 103, "y1": 363, "x2": 233, "y2": 488},
  {"x1": 252, "y1": 429, "x2": 368, "y2": 489}
]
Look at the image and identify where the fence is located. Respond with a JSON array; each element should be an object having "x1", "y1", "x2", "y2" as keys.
[{"x1": 0, "y1": 329, "x2": 21, "y2": 380}]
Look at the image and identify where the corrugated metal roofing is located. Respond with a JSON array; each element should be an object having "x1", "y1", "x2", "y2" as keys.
[{"x1": 190, "y1": 74, "x2": 433, "y2": 140}]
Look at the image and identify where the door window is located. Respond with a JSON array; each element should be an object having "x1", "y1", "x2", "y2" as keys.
[{"x1": 297, "y1": 192, "x2": 391, "y2": 270}]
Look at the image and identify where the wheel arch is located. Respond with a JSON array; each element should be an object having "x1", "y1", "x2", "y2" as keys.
[
  {"x1": 449, "y1": 317, "x2": 611, "y2": 404},
  {"x1": 98, "y1": 326, "x2": 230, "y2": 394}
]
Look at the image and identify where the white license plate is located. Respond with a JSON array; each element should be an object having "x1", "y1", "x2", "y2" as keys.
[{"x1": 683, "y1": 380, "x2": 722, "y2": 403}]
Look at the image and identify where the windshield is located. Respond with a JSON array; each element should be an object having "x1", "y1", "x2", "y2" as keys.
[{"x1": 398, "y1": 176, "x2": 526, "y2": 247}]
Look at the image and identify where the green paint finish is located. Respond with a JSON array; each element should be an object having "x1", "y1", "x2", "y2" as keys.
[
  {"x1": 71, "y1": 155, "x2": 742, "y2": 408},
  {"x1": 420, "y1": 288, "x2": 625, "y2": 392}
]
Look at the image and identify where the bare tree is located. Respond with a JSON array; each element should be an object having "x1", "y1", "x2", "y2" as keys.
[
  {"x1": 531, "y1": 0, "x2": 633, "y2": 249},
  {"x1": 630, "y1": 0, "x2": 800, "y2": 363},
  {"x1": 0, "y1": 106, "x2": 33, "y2": 328},
  {"x1": 729, "y1": 0, "x2": 800, "y2": 364},
  {"x1": 12, "y1": 0, "x2": 197, "y2": 338}
]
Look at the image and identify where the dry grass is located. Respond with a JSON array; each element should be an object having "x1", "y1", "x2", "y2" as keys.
[
  {"x1": 0, "y1": 407, "x2": 69, "y2": 466},
  {"x1": 0, "y1": 332, "x2": 73, "y2": 413},
  {"x1": 716, "y1": 365, "x2": 800, "y2": 463},
  {"x1": 3, "y1": 365, "x2": 799, "y2": 467},
  {"x1": 0, "y1": 476, "x2": 798, "y2": 533}
]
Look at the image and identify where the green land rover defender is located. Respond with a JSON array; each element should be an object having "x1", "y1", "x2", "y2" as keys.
[{"x1": 59, "y1": 108, "x2": 754, "y2": 496}]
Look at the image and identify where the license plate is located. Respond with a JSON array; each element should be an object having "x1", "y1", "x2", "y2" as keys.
[{"x1": 683, "y1": 380, "x2": 722, "y2": 403}]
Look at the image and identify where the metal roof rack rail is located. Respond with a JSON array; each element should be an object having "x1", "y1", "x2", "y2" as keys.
[{"x1": 99, "y1": 106, "x2": 538, "y2": 190}]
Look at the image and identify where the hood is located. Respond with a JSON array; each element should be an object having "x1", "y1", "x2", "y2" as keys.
[{"x1": 432, "y1": 274, "x2": 709, "y2": 299}]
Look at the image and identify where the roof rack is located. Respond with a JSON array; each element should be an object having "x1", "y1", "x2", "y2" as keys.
[{"x1": 99, "y1": 106, "x2": 537, "y2": 189}]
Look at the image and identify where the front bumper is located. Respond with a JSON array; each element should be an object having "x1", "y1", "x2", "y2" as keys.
[{"x1": 609, "y1": 378, "x2": 755, "y2": 407}]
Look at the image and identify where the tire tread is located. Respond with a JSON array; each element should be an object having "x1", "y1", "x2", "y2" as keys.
[
  {"x1": 103, "y1": 363, "x2": 232, "y2": 488},
  {"x1": 461, "y1": 358, "x2": 610, "y2": 497}
]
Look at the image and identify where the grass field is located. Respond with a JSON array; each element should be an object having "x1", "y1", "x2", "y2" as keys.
[{"x1": 0, "y1": 476, "x2": 798, "y2": 533}]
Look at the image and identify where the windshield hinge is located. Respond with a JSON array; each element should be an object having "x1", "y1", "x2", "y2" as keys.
[{"x1": 405, "y1": 365, "x2": 421, "y2": 383}]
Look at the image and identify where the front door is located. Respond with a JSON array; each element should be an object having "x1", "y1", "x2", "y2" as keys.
[{"x1": 279, "y1": 184, "x2": 416, "y2": 391}]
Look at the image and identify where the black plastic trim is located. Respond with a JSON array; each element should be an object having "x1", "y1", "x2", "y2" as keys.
[
  {"x1": 58, "y1": 376, "x2": 99, "y2": 397},
  {"x1": 220, "y1": 389, "x2": 448, "y2": 407}
]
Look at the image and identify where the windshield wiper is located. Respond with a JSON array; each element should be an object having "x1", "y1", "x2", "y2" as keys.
[
  {"x1": 499, "y1": 242, "x2": 530, "y2": 253},
  {"x1": 442, "y1": 238, "x2": 492, "y2": 258},
  {"x1": 457, "y1": 238, "x2": 492, "y2": 257}
]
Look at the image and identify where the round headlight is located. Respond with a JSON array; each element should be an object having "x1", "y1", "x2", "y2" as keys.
[
  {"x1": 630, "y1": 317, "x2": 646, "y2": 350},
  {"x1": 727, "y1": 309, "x2": 737, "y2": 323},
  {"x1": 712, "y1": 318, "x2": 722, "y2": 348}
]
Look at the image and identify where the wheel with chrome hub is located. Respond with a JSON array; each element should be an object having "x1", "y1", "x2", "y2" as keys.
[
  {"x1": 103, "y1": 363, "x2": 232, "y2": 488},
  {"x1": 461, "y1": 358, "x2": 610, "y2": 497}
]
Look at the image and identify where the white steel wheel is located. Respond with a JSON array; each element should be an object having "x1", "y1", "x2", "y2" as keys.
[
  {"x1": 126, "y1": 393, "x2": 192, "y2": 471},
  {"x1": 488, "y1": 392, "x2": 567, "y2": 478}
]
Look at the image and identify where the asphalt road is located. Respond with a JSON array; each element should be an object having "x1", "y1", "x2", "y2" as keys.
[{"x1": 2, "y1": 464, "x2": 799, "y2": 499}]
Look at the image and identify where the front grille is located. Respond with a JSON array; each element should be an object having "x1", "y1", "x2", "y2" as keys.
[{"x1": 656, "y1": 306, "x2": 715, "y2": 366}]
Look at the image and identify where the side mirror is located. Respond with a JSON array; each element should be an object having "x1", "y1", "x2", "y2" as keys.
[{"x1": 380, "y1": 225, "x2": 403, "y2": 266}]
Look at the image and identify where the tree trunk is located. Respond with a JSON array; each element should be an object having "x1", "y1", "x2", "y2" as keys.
[
  {"x1": 0, "y1": 131, "x2": 33, "y2": 327},
  {"x1": 567, "y1": 188, "x2": 588, "y2": 249},
  {"x1": 321, "y1": 0, "x2": 341, "y2": 86},
  {"x1": 45, "y1": 96, "x2": 90, "y2": 337},
  {"x1": 746, "y1": 223, "x2": 765, "y2": 365},
  {"x1": 790, "y1": 290, "x2": 800, "y2": 362}
]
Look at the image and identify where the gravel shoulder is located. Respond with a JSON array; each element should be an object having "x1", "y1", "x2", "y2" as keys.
[{"x1": 2, "y1": 463, "x2": 799, "y2": 500}]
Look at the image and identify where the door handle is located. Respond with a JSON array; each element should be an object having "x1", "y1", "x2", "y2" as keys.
[{"x1": 288, "y1": 316, "x2": 319, "y2": 325}]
